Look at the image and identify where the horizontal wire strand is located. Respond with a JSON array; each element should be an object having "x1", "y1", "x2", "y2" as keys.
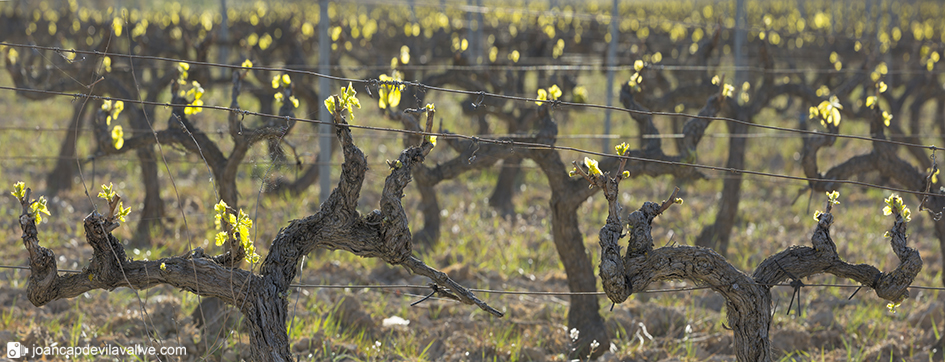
[
  {"x1": 2, "y1": 264, "x2": 939, "y2": 293},
  {"x1": 1, "y1": 41, "x2": 942, "y2": 154},
  {"x1": 2, "y1": 84, "x2": 943, "y2": 198}
]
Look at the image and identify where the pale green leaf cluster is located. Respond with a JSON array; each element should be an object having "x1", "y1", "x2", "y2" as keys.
[
  {"x1": 11, "y1": 181, "x2": 50, "y2": 224},
  {"x1": 552, "y1": 38, "x2": 565, "y2": 59},
  {"x1": 535, "y1": 84, "x2": 562, "y2": 105},
  {"x1": 882, "y1": 194, "x2": 911, "y2": 222},
  {"x1": 177, "y1": 62, "x2": 189, "y2": 80},
  {"x1": 174, "y1": 63, "x2": 205, "y2": 116},
  {"x1": 98, "y1": 182, "x2": 117, "y2": 201},
  {"x1": 422, "y1": 103, "x2": 437, "y2": 147},
  {"x1": 98, "y1": 183, "x2": 132, "y2": 222},
  {"x1": 101, "y1": 99, "x2": 124, "y2": 125},
  {"x1": 809, "y1": 95, "x2": 843, "y2": 128},
  {"x1": 111, "y1": 126, "x2": 124, "y2": 150},
  {"x1": 324, "y1": 82, "x2": 362, "y2": 121},
  {"x1": 11, "y1": 181, "x2": 25, "y2": 200},
  {"x1": 615, "y1": 142, "x2": 630, "y2": 156},
  {"x1": 184, "y1": 81, "x2": 205, "y2": 115},
  {"x1": 213, "y1": 200, "x2": 260, "y2": 264},
  {"x1": 628, "y1": 72, "x2": 643, "y2": 89},
  {"x1": 274, "y1": 92, "x2": 300, "y2": 109},
  {"x1": 102, "y1": 99, "x2": 126, "y2": 149},
  {"x1": 711, "y1": 75, "x2": 734, "y2": 98},
  {"x1": 271, "y1": 73, "x2": 291, "y2": 89},
  {"x1": 865, "y1": 82, "x2": 894, "y2": 127},
  {"x1": 567, "y1": 156, "x2": 608, "y2": 178},
  {"x1": 572, "y1": 86, "x2": 588, "y2": 103},
  {"x1": 627, "y1": 60, "x2": 646, "y2": 91},
  {"x1": 813, "y1": 191, "x2": 841, "y2": 221},
  {"x1": 6, "y1": 47, "x2": 18, "y2": 66},
  {"x1": 584, "y1": 157, "x2": 601, "y2": 176},
  {"x1": 29, "y1": 196, "x2": 50, "y2": 225},
  {"x1": 378, "y1": 71, "x2": 404, "y2": 109}
]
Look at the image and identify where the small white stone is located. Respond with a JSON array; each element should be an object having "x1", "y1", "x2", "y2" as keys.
[{"x1": 382, "y1": 316, "x2": 410, "y2": 327}]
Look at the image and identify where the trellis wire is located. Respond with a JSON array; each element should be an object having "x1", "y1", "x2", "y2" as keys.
[
  {"x1": 2, "y1": 264, "x2": 941, "y2": 294},
  {"x1": 1, "y1": 42, "x2": 942, "y2": 155},
  {"x1": 2, "y1": 83, "x2": 943, "y2": 198}
]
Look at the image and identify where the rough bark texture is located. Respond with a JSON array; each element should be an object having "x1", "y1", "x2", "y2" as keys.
[
  {"x1": 578, "y1": 164, "x2": 921, "y2": 362},
  {"x1": 373, "y1": 56, "x2": 729, "y2": 357},
  {"x1": 507, "y1": 93, "x2": 725, "y2": 357},
  {"x1": 801, "y1": 93, "x2": 945, "y2": 288},
  {"x1": 16, "y1": 98, "x2": 501, "y2": 362},
  {"x1": 523, "y1": 107, "x2": 608, "y2": 358}
]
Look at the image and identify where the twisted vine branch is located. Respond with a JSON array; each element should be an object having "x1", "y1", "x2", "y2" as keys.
[
  {"x1": 16, "y1": 92, "x2": 500, "y2": 362},
  {"x1": 578, "y1": 162, "x2": 921, "y2": 362}
]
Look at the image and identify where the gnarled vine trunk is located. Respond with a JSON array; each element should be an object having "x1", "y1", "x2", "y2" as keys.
[
  {"x1": 579, "y1": 161, "x2": 921, "y2": 361},
  {"x1": 17, "y1": 97, "x2": 501, "y2": 362}
]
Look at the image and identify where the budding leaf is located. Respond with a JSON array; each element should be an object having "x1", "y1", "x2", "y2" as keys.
[
  {"x1": 882, "y1": 111, "x2": 893, "y2": 127},
  {"x1": 535, "y1": 88, "x2": 548, "y2": 105},
  {"x1": 111, "y1": 125, "x2": 124, "y2": 149},
  {"x1": 324, "y1": 97, "x2": 336, "y2": 114},
  {"x1": 615, "y1": 142, "x2": 630, "y2": 156},
  {"x1": 184, "y1": 99, "x2": 203, "y2": 115},
  {"x1": 883, "y1": 194, "x2": 911, "y2": 222},
  {"x1": 548, "y1": 84, "x2": 562, "y2": 100},
  {"x1": 215, "y1": 231, "x2": 228, "y2": 246},
  {"x1": 30, "y1": 196, "x2": 50, "y2": 224},
  {"x1": 11, "y1": 181, "x2": 25, "y2": 200},
  {"x1": 572, "y1": 86, "x2": 588, "y2": 103},
  {"x1": 826, "y1": 190, "x2": 840, "y2": 205},
  {"x1": 584, "y1": 157, "x2": 602, "y2": 176},
  {"x1": 722, "y1": 83, "x2": 735, "y2": 98},
  {"x1": 177, "y1": 62, "x2": 189, "y2": 80},
  {"x1": 98, "y1": 183, "x2": 116, "y2": 201},
  {"x1": 116, "y1": 201, "x2": 131, "y2": 222}
]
